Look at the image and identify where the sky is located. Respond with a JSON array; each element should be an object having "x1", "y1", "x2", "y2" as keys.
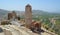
[{"x1": 0, "y1": 0, "x2": 60, "y2": 12}]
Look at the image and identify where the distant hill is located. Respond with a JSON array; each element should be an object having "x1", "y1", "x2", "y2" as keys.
[
  {"x1": 15, "y1": 10, "x2": 60, "y2": 17},
  {"x1": 32, "y1": 10, "x2": 50, "y2": 16},
  {"x1": 32, "y1": 10, "x2": 60, "y2": 18},
  {"x1": 14, "y1": 10, "x2": 60, "y2": 19},
  {"x1": 0, "y1": 9, "x2": 10, "y2": 20},
  {"x1": 32, "y1": 10, "x2": 60, "y2": 15},
  {"x1": 0, "y1": 9, "x2": 60, "y2": 19}
]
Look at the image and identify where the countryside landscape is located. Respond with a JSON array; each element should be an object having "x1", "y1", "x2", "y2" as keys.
[{"x1": 0, "y1": 0, "x2": 60, "y2": 35}]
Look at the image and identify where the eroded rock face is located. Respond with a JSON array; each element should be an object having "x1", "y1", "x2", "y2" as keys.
[
  {"x1": 0, "y1": 28, "x2": 3, "y2": 33},
  {"x1": 3, "y1": 29, "x2": 12, "y2": 35},
  {"x1": 1, "y1": 21, "x2": 11, "y2": 25}
]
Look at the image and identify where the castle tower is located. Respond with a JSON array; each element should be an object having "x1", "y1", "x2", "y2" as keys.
[{"x1": 25, "y1": 4, "x2": 32, "y2": 28}]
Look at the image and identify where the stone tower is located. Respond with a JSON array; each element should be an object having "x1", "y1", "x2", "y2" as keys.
[{"x1": 25, "y1": 4, "x2": 32, "y2": 28}]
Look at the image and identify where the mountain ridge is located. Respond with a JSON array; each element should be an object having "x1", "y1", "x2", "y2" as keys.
[{"x1": 0, "y1": 9, "x2": 60, "y2": 19}]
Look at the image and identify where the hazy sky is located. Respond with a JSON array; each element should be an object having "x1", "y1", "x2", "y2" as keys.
[{"x1": 0, "y1": 0, "x2": 60, "y2": 12}]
